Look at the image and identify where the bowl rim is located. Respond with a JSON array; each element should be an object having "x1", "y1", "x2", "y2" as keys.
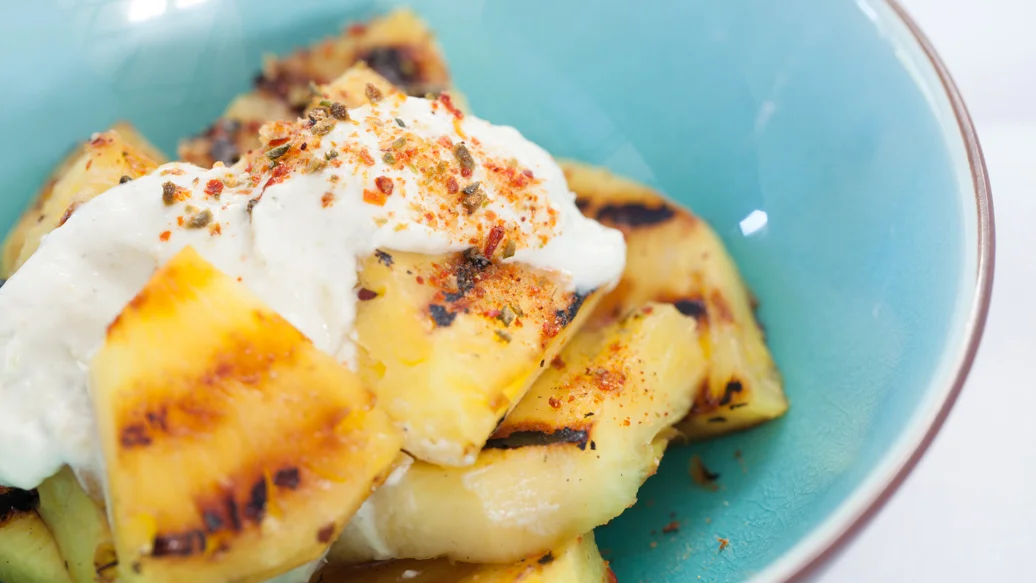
[{"x1": 771, "y1": 0, "x2": 996, "y2": 580}]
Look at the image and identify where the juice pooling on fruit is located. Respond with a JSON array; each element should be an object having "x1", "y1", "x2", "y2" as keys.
[{"x1": 0, "y1": 91, "x2": 626, "y2": 490}]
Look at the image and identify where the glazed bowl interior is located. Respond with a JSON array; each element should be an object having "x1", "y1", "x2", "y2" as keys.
[{"x1": 0, "y1": 0, "x2": 987, "y2": 580}]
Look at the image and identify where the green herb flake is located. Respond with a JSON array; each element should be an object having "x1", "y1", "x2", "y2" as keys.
[
  {"x1": 266, "y1": 144, "x2": 291, "y2": 160},
  {"x1": 501, "y1": 239, "x2": 517, "y2": 259},
  {"x1": 453, "y1": 143, "x2": 475, "y2": 171},
  {"x1": 462, "y1": 189, "x2": 487, "y2": 214},
  {"x1": 186, "y1": 209, "x2": 213, "y2": 229},
  {"x1": 498, "y1": 306, "x2": 516, "y2": 327}
]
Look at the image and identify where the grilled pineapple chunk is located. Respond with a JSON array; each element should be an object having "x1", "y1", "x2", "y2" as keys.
[
  {"x1": 306, "y1": 63, "x2": 398, "y2": 111},
  {"x1": 317, "y1": 533, "x2": 611, "y2": 583},
  {"x1": 562, "y1": 161, "x2": 787, "y2": 438},
  {"x1": 332, "y1": 302, "x2": 705, "y2": 564},
  {"x1": 1, "y1": 125, "x2": 164, "y2": 277},
  {"x1": 91, "y1": 247, "x2": 402, "y2": 583},
  {"x1": 354, "y1": 249, "x2": 603, "y2": 467},
  {"x1": 179, "y1": 8, "x2": 454, "y2": 167},
  {"x1": 0, "y1": 487, "x2": 74, "y2": 583},
  {"x1": 36, "y1": 467, "x2": 117, "y2": 583}
]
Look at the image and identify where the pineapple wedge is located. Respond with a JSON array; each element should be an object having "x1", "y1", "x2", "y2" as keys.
[
  {"x1": 562, "y1": 161, "x2": 787, "y2": 439},
  {"x1": 353, "y1": 249, "x2": 603, "y2": 467},
  {"x1": 179, "y1": 8, "x2": 454, "y2": 167},
  {"x1": 91, "y1": 247, "x2": 402, "y2": 583},
  {"x1": 36, "y1": 466, "x2": 118, "y2": 583},
  {"x1": 331, "y1": 303, "x2": 705, "y2": 564},
  {"x1": 1, "y1": 124, "x2": 164, "y2": 278},
  {"x1": 303, "y1": 63, "x2": 470, "y2": 118},
  {"x1": 316, "y1": 533, "x2": 611, "y2": 583},
  {"x1": 0, "y1": 487, "x2": 74, "y2": 583}
]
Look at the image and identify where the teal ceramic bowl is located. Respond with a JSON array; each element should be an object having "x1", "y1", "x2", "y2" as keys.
[{"x1": 0, "y1": 0, "x2": 993, "y2": 580}]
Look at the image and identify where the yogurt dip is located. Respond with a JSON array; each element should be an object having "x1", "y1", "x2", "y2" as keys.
[{"x1": 0, "y1": 91, "x2": 626, "y2": 489}]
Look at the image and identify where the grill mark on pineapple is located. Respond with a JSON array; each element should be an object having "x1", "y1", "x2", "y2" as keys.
[
  {"x1": 429, "y1": 303, "x2": 456, "y2": 327},
  {"x1": 690, "y1": 375, "x2": 748, "y2": 417},
  {"x1": 120, "y1": 424, "x2": 152, "y2": 448},
  {"x1": 719, "y1": 380, "x2": 744, "y2": 406},
  {"x1": 374, "y1": 249, "x2": 394, "y2": 266},
  {"x1": 115, "y1": 338, "x2": 302, "y2": 447},
  {"x1": 152, "y1": 529, "x2": 206, "y2": 557},
  {"x1": 484, "y1": 426, "x2": 590, "y2": 451},
  {"x1": 556, "y1": 290, "x2": 589, "y2": 328},
  {"x1": 0, "y1": 487, "x2": 38, "y2": 524},
  {"x1": 317, "y1": 523, "x2": 336, "y2": 543},
  {"x1": 673, "y1": 297, "x2": 708, "y2": 322},
  {"x1": 244, "y1": 478, "x2": 268, "y2": 523},
  {"x1": 274, "y1": 467, "x2": 301, "y2": 490},
  {"x1": 592, "y1": 202, "x2": 676, "y2": 228},
  {"x1": 709, "y1": 290, "x2": 735, "y2": 324},
  {"x1": 543, "y1": 290, "x2": 592, "y2": 339}
]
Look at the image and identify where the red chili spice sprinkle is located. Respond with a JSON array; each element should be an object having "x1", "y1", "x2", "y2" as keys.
[
  {"x1": 446, "y1": 176, "x2": 459, "y2": 194},
  {"x1": 483, "y1": 225, "x2": 505, "y2": 257},
  {"x1": 204, "y1": 179, "x2": 224, "y2": 197},
  {"x1": 363, "y1": 189, "x2": 387, "y2": 206},
  {"x1": 374, "y1": 176, "x2": 394, "y2": 195},
  {"x1": 662, "y1": 521, "x2": 680, "y2": 534},
  {"x1": 718, "y1": 538, "x2": 730, "y2": 552},
  {"x1": 267, "y1": 137, "x2": 290, "y2": 147},
  {"x1": 592, "y1": 369, "x2": 626, "y2": 392},
  {"x1": 357, "y1": 288, "x2": 378, "y2": 301},
  {"x1": 548, "y1": 397, "x2": 562, "y2": 409},
  {"x1": 440, "y1": 93, "x2": 464, "y2": 120},
  {"x1": 359, "y1": 148, "x2": 375, "y2": 166},
  {"x1": 606, "y1": 567, "x2": 618, "y2": 583},
  {"x1": 321, "y1": 192, "x2": 335, "y2": 208},
  {"x1": 159, "y1": 231, "x2": 171, "y2": 242}
]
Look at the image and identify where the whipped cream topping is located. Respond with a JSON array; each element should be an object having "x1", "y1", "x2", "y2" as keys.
[{"x1": 0, "y1": 92, "x2": 626, "y2": 489}]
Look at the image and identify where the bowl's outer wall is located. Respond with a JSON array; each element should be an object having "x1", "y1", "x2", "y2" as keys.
[{"x1": 0, "y1": 1, "x2": 973, "y2": 581}]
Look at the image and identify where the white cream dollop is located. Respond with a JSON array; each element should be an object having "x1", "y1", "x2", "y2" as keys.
[{"x1": 0, "y1": 94, "x2": 626, "y2": 489}]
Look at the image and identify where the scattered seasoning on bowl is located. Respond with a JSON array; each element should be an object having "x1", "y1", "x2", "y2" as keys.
[
  {"x1": 690, "y1": 454, "x2": 720, "y2": 491},
  {"x1": 735, "y1": 449, "x2": 748, "y2": 474},
  {"x1": 662, "y1": 521, "x2": 680, "y2": 534},
  {"x1": 717, "y1": 538, "x2": 730, "y2": 552}
]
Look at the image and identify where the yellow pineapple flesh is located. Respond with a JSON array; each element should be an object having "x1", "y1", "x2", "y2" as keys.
[
  {"x1": 178, "y1": 8, "x2": 455, "y2": 167},
  {"x1": 353, "y1": 249, "x2": 603, "y2": 467},
  {"x1": 317, "y1": 533, "x2": 610, "y2": 583},
  {"x1": 331, "y1": 303, "x2": 705, "y2": 564},
  {"x1": 91, "y1": 246, "x2": 402, "y2": 583},
  {"x1": 0, "y1": 487, "x2": 74, "y2": 583},
  {"x1": 1, "y1": 125, "x2": 164, "y2": 278},
  {"x1": 36, "y1": 466, "x2": 118, "y2": 583},
  {"x1": 562, "y1": 161, "x2": 787, "y2": 438}
]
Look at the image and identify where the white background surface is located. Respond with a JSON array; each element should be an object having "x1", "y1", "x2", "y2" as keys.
[{"x1": 817, "y1": 1, "x2": 1034, "y2": 581}]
